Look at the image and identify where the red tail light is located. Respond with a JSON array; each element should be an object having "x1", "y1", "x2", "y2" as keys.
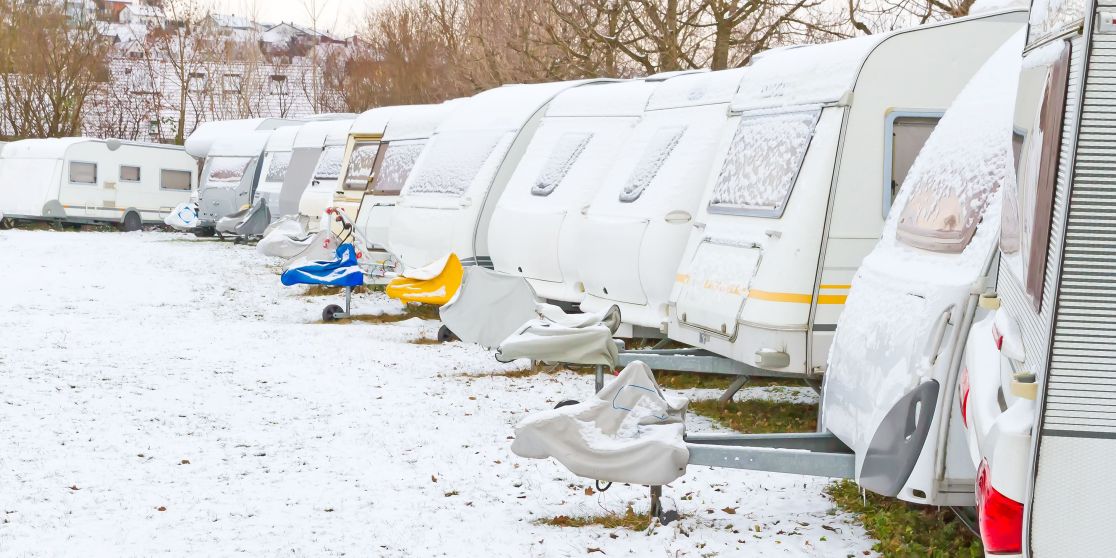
[
  {"x1": 959, "y1": 366, "x2": 970, "y2": 427},
  {"x1": 992, "y1": 323, "x2": 1004, "y2": 351},
  {"x1": 976, "y1": 459, "x2": 1024, "y2": 554}
]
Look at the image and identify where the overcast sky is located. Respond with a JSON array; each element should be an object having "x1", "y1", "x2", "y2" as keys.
[{"x1": 209, "y1": 0, "x2": 385, "y2": 36}]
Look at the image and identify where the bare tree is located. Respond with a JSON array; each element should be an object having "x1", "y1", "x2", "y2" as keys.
[{"x1": 0, "y1": 0, "x2": 111, "y2": 138}]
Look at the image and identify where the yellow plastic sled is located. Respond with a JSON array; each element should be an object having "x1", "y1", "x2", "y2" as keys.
[{"x1": 385, "y1": 253, "x2": 464, "y2": 306}]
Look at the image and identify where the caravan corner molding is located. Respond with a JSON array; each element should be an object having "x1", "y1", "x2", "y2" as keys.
[{"x1": 0, "y1": 137, "x2": 198, "y2": 229}]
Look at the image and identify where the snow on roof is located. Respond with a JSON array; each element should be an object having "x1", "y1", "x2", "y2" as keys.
[
  {"x1": 1, "y1": 137, "x2": 183, "y2": 160},
  {"x1": 209, "y1": 130, "x2": 274, "y2": 157},
  {"x1": 123, "y1": 4, "x2": 163, "y2": 18},
  {"x1": 293, "y1": 119, "x2": 353, "y2": 149},
  {"x1": 382, "y1": 101, "x2": 463, "y2": 142},
  {"x1": 437, "y1": 80, "x2": 601, "y2": 133},
  {"x1": 185, "y1": 118, "x2": 300, "y2": 158},
  {"x1": 210, "y1": 13, "x2": 254, "y2": 30},
  {"x1": 350, "y1": 106, "x2": 415, "y2": 136},
  {"x1": 646, "y1": 68, "x2": 748, "y2": 111},
  {"x1": 546, "y1": 80, "x2": 660, "y2": 118},
  {"x1": 265, "y1": 125, "x2": 303, "y2": 152}
]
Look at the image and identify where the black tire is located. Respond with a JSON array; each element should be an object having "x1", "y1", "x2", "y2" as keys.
[
  {"x1": 437, "y1": 325, "x2": 458, "y2": 343},
  {"x1": 322, "y1": 304, "x2": 344, "y2": 322},
  {"x1": 554, "y1": 400, "x2": 580, "y2": 409},
  {"x1": 0, "y1": 217, "x2": 13, "y2": 230},
  {"x1": 121, "y1": 212, "x2": 142, "y2": 232},
  {"x1": 193, "y1": 227, "x2": 216, "y2": 238}
]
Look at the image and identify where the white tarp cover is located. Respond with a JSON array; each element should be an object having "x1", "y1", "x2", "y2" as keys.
[
  {"x1": 439, "y1": 267, "x2": 540, "y2": 350},
  {"x1": 511, "y1": 361, "x2": 689, "y2": 486},
  {"x1": 496, "y1": 318, "x2": 619, "y2": 368},
  {"x1": 164, "y1": 201, "x2": 199, "y2": 230},
  {"x1": 257, "y1": 216, "x2": 309, "y2": 259}
]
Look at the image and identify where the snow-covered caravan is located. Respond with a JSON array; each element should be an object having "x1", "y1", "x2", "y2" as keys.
[
  {"x1": 0, "y1": 138, "x2": 197, "y2": 230},
  {"x1": 253, "y1": 125, "x2": 302, "y2": 221},
  {"x1": 664, "y1": 11, "x2": 1026, "y2": 378},
  {"x1": 486, "y1": 80, "x2": 666, "y2": 304},
  {"x1": 387, "y1": 80, "x2": 604, "y2": 272},
  {"x1": 959, "y1": 0, "x2": 1113, "y2": 554},
  {"x1": 573, "y1": 69, "x2": 748, "y2": 333},
  {"x1": 295, "y1": 118, "x2": 355, "y2": 229},
  {"x1": 348, "y1": 102, "x2": 459, "y2": 252},
  {"x1": 186, "y1": 118, "x2": 300, "y2": 232}
]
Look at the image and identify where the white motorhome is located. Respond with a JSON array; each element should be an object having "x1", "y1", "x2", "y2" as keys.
[
  {"x1": 960, "y1": 0, "x2": 1114, "y2": 555},
  {"x1": 486, "y1": 80, "x2": 667, "y2": 305},
  {"x1": 387, "y1": 80, "x2": 605, "y2": 271},
  {"x1": 185, "y1": 118, "x2": 300, "y2": 233},
  {"x1": 664, "y1": 11, "x2": 1026, "y2": 377},
  {"x1": 295, "y1": 118, "x2": 354, "y2": 229},
  {"x1": 0, "y1": 138, "x2": 197, "y2": 230},
  {"x1": 573, "y1": 69, "x2": 749, "y2": 334},
  {"x1": 347, "y1": 102, "x2": 459, "y2": 251}
]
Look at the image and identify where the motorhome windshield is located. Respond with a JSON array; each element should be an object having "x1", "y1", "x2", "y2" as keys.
[
  {"x1": 314, "y1": 146, "x2": 345, "y2": 181},
  {"x1": 372, "y1": 142, "x2": 425, "y2": 196},
  {"x1": 404, "y1": 130, "x2": 510, "y2": 197},
  {"x1": 532, "y1": 132, "x2": 593, "y2": 197},
  {"x1": 619, "y1": 126, "x2": 686, "y2": 203},
  {"x1": 708, "y1": 109, "x2": 819, "y2": 216},
  {"x1": 344, "y1": 141, "x2": 381, "y2": 191},
  {"x1": 265, "y1": 152, "x2": 292, "y2": 182},
  {"x1": 204, "y1": 157, "x2": 252, "y2": 187}
]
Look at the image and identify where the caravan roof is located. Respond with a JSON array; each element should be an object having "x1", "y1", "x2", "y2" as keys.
[
  {"x1": 209, "y1": 130, "x2": 275, "y2": 157},
  {"x1": 545, "y1": 81, "x2": 654, "y2": 117},
  {"x1": 437, "y1": 81, "x2": 597, "y2": 134},
  {"x1": 2, "y1": 137, "x2": 186, "y2": 160},
  {"x1": 186, "y1": 118, "x2": 300, "y2": 158},
  {"x1": 380, "y1": 101, "x2": 464, "y2": 142},
  {"x1": 293, "y1": 119, "x2": 354, "y2": 150},
  {"x1": 265, "y1": 126, "x2": 302, "y2": 152},
  {"x1": 645, "y1": 69, "x2": 748, "y2": 111}
]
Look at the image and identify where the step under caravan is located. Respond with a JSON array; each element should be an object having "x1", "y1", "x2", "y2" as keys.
[{"x1": 663, "y1": 9, "x2": 1027, "y2": 377}]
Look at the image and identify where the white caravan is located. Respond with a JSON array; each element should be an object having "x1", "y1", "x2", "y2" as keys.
[
  {"x1": 0, "y1": 138, "x2": 197, "y2": 230},
  {"x1": 295, "y1": 118, "x2": 354, "y2": 229},
  {"x1": 185, "y1": 118, "x2": 300, "y2": 232},
  {"x1": 487, "y1": 80, "x2": 666, "y2": 305},
  {"x1": 960, "y1": 0, "x2": 1116, "y2": 554},
  {"x1": 254, "y1": 125, "x2": 303, "y2": 221},
  {"x1": 347, "y1": 103, "x2": 458, "y2": 252},
  {"x1": 573, "y1": 69, "x2": 749, "y2": 334},
  {"x1": 388, "y1": 80, "x2": 604, "y2": 271},
  {"x1": 664, "y1": 11, "x2": 1026, "y2": 377},
  {"x1": 821, "y1": 27, "x2": 1024, "y2": 516}
]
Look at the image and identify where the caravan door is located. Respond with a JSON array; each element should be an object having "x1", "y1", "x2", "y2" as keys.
[{"x1": 822, "y1": 32, "x2": 1022, "y2": 506}]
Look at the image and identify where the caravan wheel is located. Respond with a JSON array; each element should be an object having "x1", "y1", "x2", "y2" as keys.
[
  {"x1": 322, "y1": 304, "x2": 344, "y2": 322},
  {"x1": 437, "y1": 325, "x2": 458, "y2": 343},
  {"x1": 121, "y1": 211, "x2": 142, "y2": 232},
  {"x1": 0, "y1": 217, "x2": 13, "y2": 230}
]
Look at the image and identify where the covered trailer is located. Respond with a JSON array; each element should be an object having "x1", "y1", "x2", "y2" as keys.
[
  {"x1": 387, "y1": 80, "x2": 606, "y2": 271},
  {"x1": 295, "y1": 118, "x2": 354, "y2": 230},
  {"x1": 486, "y1": 79, "x2": 667, "y2": 305},
  {"x1": 0, "y1": 138, "x2": 197, "y2": 230},
  {"x1": 254, "y1": 125, "x2": 303, "y2": 222}
]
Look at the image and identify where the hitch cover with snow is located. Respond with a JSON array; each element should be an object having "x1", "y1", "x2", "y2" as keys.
[
  {"x1": 385, "y1": 253, "x2": 464, "y2": 306},
  {"x1": 439, "y1": 266, "x2": 541, "y2": 349},
  {"x1": 281, "y1": 243, "x2": 364, "y2": 288},
  {"x1": 511, "y1": 361, "x2": 688, "y2": 486},
  {"x1": 165, "y1": 201, "x2": 199, "y2": 231}
]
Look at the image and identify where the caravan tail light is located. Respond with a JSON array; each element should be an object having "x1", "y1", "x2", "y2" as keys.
[
  {"x1": 976, "y1": 459, "x2": 1024, "y2": 554},
  {"x1": 959, "y1": 366, "x2": 971, "y2": 427},
  {"x1": 992, "y1": 323, "x2": 1004, "y2": 351}
]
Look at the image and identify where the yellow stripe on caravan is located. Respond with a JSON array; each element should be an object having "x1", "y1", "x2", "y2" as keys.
[
  {"x1": 819, "y1": 284, "x2": 852, "y2": 290},
  {"x1": 748, "y1": 290, "x2": 848, "y2": 305}
]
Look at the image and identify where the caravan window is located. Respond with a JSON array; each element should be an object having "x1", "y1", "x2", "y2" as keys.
[
  {"x1": 265, "y1": 152, "x2": 292, "y2": 182},
  {"x1": 886, "y1": 114, "x2": 941, "y2": 213},
  {"x1": 619, "y1": 126, "x2": 686, "y2": 203},
  {"x1": 405, "y1": 130, "x2": 509, "y2": 197},
  {"x1": 120, "y1": 165, "x2": 141, "y2": 182},
  {"x1": 1002, "y1": 40, "x2": 1071, "y2": 310},
  {"x1": 69, "y1": 162, "x2": 97, "y2": 184},
  {"x1": 532, "y1": 132, "x2": 593, "y2": 197},
  {"x1": 372, "y1": 142, "x2": 425, "y2": 196},
  {"x1": 205, "y1": 157, "x2": 251, "y2": 186},
  {"x1": 708, "y1": 110, "x2": 819, "y2": 216},
  {"x1": 161, "y1": 169, "x2": 192, "y2": 191},
  {"x1": 344, "y1": 141, "x2": 382, "y2": 191},
  {"x1": 314, "y1": 146, "x2": 345, "y2": 181}
]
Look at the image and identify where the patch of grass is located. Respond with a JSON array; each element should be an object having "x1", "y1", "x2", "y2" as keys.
[
  {"x1": 826, "y1": 480, "x2": 983, "y2": 557},
  {"x1": 655, "y1": 372, "x2": 802, "y2": 391},
  {"x1": 315, "y1": 302, "x2": 442, "y2": 325},
  {"x1": 409, "y1": 337, "x2": 443, "y2": 345},
  {"x1": 539, "y1": 505, "x2": 651, "y2": 531},
  {"x1": 460, "y1": 364, "x2": 554, "y2": 378},
  {"x1": 689, "y1": 398, "x2": 817, "y2": 433}
]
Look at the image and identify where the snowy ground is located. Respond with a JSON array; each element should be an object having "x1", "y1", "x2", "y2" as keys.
[{"x1": 0, "y1": 230, "x2": 875, "y2": 557}]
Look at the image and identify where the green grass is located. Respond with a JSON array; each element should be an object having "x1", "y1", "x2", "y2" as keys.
[
  {"x1": 656, "y1": 371, "x2": 801, "y2": 391},
  {"x1": 539, "y1": 505, "x2": 653, "y2": 531},
  {"x1": 826, "y1": 480, "x2": 983, "y2": 557},
  {"x1": 689, "y1": 398, "x2": 818, "y2": 433}
]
